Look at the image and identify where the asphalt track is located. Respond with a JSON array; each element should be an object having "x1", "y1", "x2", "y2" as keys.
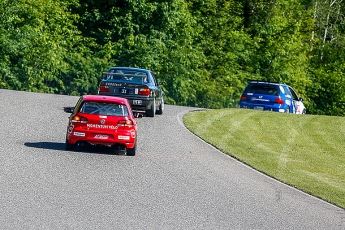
[{"x1": 0, "y1": 89, "x2": 344, "y2": 229}]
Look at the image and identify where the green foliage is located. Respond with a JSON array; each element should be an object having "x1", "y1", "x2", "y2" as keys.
[
  {"x1": 306, "y1": 0, "x2": 345, "y2": 115},
  {"x1": 244, "y1": 0, "x2": 314, "y2": 92},
  {"x1": 1, "y1": 0, "x2": 345, "y2": 115},
  {"x1": 307, "y1": 38, "x2": 345, "y2": 115},
  {"x1": 185, "y1": 0, "x2": 254, "y2": 108},
  {"x1": 0, "y1": 0, "x2": 78, "y2": 93}
]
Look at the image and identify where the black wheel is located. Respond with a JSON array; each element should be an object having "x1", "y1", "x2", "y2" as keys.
[
  {"x1": 112, "y1": 144, "x2": 126, "y2": 155},
  {"x1": 302, "y1": 109, "x2": 306, "y2": 114},
  {"x1": 65, "y1": 137, "x2": 74, "y2": 151},
  {"x1": 127, "y1": 141, "x2": 136, "y2": 156},
  {"x1": 146, "y1": 99, "x2": 156, "y2": 117},
  {"x1": 156, "y1": 97, "x2": 164, "y2": 115},
  {"x1": 285, "y1": 106, "x2": 290, "y2": 113}
]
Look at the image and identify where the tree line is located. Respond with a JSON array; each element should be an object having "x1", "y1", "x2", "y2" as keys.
[{"x1": 1, "y1": 0, "x2": 344, "y2": 115}]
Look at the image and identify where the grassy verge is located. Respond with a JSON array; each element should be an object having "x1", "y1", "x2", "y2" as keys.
[{"x1": 183, "y1": 108, "x2": 345, "y2": 209}]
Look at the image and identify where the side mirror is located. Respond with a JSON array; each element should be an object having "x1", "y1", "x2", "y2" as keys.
[
  {"x1": 133, "y1": 112, "x2": 143, "y2": 118},
  {"x1": 63, "y1": 107, "x2": 74, "y2": 113}
]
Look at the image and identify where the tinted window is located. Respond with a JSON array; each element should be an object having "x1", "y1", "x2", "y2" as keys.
[
  {"x1": 104, "y1": 69, "x2": 148, "y2": 83},
  {"x1": 288, "y1": 87, "x2": 299, "y2": 100},
  {"x1": 281, "y1": 85, "x2": 292, "y2": 98},
  {"x1": 246, "y1": 84, "x2": 279, "y2": 96},
  {"x1": 151, "y1": 72, "x2": 158, "y2": 86},
  {"x1": 80, "y1": 102, "x2": 129, "y2": 116}
]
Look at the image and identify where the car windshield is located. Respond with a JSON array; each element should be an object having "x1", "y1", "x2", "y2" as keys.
[
  {"x1": 80, "y1": 102, "x2": 129, "y2": 116},
  {"x1": 103, "y1": 69, "x2": 148, "y2": 83},
  {"x1": 246, "y1": 84, "x2": 279, "y2": 96}
]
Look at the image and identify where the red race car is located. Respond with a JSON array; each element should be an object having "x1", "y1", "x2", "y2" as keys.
[{"x1": 63, "y1": 95, "x2": 142, "y2": 156}]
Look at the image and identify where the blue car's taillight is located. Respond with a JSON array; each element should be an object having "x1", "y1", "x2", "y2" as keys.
[{"x1": 274, "y1": 97, "x2": 284, "y2": 104}]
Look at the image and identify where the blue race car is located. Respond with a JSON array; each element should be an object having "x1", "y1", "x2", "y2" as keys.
[{"x1": 238, "y1": 81, "x2": 306, "y2": 114}]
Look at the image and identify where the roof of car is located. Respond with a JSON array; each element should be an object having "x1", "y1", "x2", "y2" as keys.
[{"x1": 82, "y1": 95, "x2": 129, "y2": 104}]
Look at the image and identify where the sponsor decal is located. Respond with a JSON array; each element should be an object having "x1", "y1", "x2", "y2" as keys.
[
  {"x1": 99, "y1": 116, "x2": 107, "y2": 118},
  {"x1": 68, "y1": 125, "x2": 74, "y2": 133},
  {"x1": 286, "y1": 100, "x2": 291, "y2": 106},
  {"x1": 130, "y1": 131, "x2": 136, "y2": 138},
  {"x1": 100, "y1": 119, "x2": 105, "y2": 124},
  {"x1": 118, "y1": 135, "x2": 130, "y2": 140},
  {"x1": 251, "y1": 97, "x2": 269, "y2": 102},
  {"x1": 105, "y1": 82, "x2": 139, "y2": 87},
  {"x1": 94, "y1": 134, "x2": 109, "y2": 139},
  {"x1": 74, "y1": 132, "x2": 85, "y2": 137},
  {"x1": 105, "y1": 82, "x2": 122, "y2": 86},
  {"x1": 87, "y1": 124, "x2": 117, "y2": 129}
]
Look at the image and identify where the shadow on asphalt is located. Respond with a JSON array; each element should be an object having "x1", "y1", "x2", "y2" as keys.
[{"x1": 24, "y1": 142, "x2": 128, "y2": 156}]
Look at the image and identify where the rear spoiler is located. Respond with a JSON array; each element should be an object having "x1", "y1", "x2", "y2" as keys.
[{"x1": 246, "y1": 79, "x2": 280, "y2": 84}]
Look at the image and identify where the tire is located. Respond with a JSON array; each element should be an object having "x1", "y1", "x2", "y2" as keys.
[
  {"x1": 127, "y1": 141, "x2": 136, "y2": 156},
  {"x1": 65, "y1": 137, "x2": 74, "y2": 151},
  {"x1": 146, "y1": 99, "x2": 156, "y2": 117},
  {"x1": 156, "y1": 97, "x2": 164, "y2": 115},
  {"x1": 285, "y1": 106, "x2": 290, "y2": 113},
  {"x1": 302, "y1": 109, "x2": 306, "y2": 114},
  {"x1": 112, "y1": 144, "x2": 126, "y2": 155}
]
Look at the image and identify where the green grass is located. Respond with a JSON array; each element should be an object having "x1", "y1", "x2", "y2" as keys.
[{"x1": 183, "y1": 108, "x2": 345, "y2": 209}]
